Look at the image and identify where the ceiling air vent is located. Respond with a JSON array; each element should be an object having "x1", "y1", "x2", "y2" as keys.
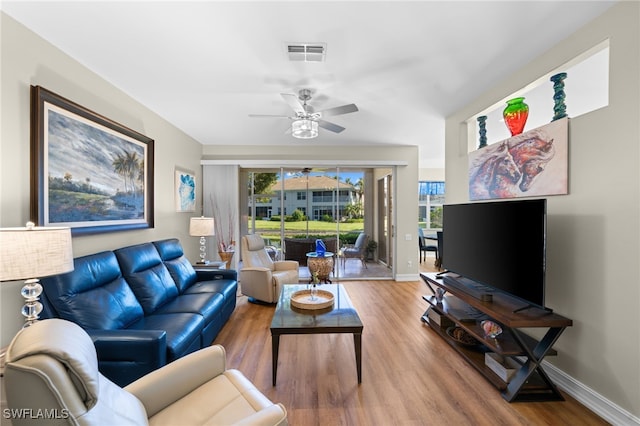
[{"x1": 286, "y1": 43, "x2": 326, "y2": 62}]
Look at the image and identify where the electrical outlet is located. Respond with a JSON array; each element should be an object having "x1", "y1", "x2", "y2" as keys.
[{"x1": 407, "y1": 260, "x2": 412, "y2": 268}]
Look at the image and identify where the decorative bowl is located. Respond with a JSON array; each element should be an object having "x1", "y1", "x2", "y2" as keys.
[
  {"x1": 446, "y1": 326, "x2": 480, "y2": 347},
  {"x1": 290, "y1": 289, "x2": 335, "y2": 310}
]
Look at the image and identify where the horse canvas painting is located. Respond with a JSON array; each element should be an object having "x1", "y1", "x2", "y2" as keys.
[{"x1": 469, "y1": 118, "x2": 568, "y2": 200}]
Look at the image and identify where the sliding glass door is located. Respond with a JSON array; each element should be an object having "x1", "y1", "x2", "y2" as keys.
[{"x1": 242, "y1": 166, "x2": 391, "y2": 279}]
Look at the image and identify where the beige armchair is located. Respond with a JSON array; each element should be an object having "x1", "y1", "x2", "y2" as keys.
[
  {"x1": 240, "y1": 234, "x2": 299, "y2": 303},
  {"x1": 4, "y1": 319, "x2": 288, "y2": 426}
]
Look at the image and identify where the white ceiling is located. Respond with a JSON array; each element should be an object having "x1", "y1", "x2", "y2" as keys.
[{"x1": 1, "y1": 1, "x2": 616, "y2": 169}]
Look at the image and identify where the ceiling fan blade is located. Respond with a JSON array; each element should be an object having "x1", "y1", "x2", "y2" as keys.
[
  {"x1": 280, "y1": 93, "x2": 306, "y2": 115},
  {"x1": 318, "y1": 103, "x2": 358, "y2": 117},
  {"x1": 248, "y1": 114, "x2": 291, "y2": 118},
  {"x1": 318, "y1": 119, "x2": 345, "y2": 133}
]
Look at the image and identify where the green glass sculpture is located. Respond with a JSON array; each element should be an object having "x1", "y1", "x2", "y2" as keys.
[
  {"x1": 477, "y1": 116, "x2": 487, "y2": 148},
  {"x1": 550, "y1": 72, "x2": 568, "y2": 121}
]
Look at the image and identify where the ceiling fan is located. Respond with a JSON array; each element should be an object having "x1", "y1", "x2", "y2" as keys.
[{"x1": 249, "y1": 89, "x2": 358, "y2": 139}]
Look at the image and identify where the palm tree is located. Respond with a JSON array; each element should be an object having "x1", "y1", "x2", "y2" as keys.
[
  {"x1": 112, "y1": 154, "x2": 128, "y2": 193},
  {"x1": 124, "y1": 151, "x2": 140, "y2": 193}
]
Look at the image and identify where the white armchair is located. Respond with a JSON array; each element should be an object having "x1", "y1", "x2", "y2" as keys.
[
  {"x1": 4, "y1": 318, "x2": 287, "y2": 426},
  {"x1": 240, "y1": 234, "x2": 299, "y2": 303}
]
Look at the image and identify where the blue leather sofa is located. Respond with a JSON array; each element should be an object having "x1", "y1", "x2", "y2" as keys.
[{"x1": 39, "y1": 238, "x2": 237, "y2": 386}]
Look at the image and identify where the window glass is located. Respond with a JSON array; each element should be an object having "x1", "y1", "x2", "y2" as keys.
[
  {"x1": 419, "y1": 181, "x2": 445, "y2": 230},
  {"x1": 473, "y1": 44, "x2": 609, "y2": 148}
]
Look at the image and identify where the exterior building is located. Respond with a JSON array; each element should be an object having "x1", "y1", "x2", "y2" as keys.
[{"x1": 253, "y1": 175, "x2": 358, "y2": 221}]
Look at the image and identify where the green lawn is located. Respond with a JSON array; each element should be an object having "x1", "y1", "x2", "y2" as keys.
[{"x1": 249, "y1": 218, "x2": 364, "y2": 245}]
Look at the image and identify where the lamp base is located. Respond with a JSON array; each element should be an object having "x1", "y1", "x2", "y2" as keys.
[{"x1": 21, "y1": 278, "x2": 43, "y2": 328}]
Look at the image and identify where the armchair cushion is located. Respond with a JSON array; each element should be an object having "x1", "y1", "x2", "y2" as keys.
[{"x1": 127, "y1": 347, "x2": 288, "y2": 425}]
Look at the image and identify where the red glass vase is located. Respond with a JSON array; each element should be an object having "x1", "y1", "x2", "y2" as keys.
[{"x1": 503, "y1": 97, "x2": 529, "y2": 136}]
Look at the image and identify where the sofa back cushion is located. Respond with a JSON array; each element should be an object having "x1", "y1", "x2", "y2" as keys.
[
  {"x1": 41, "y1": 251, "x2": 144, "y2": 330},
  {"x1": 152, "y1": 239, "x2": 197, "y2": 293},
  {"x1": 114, "y1": 243, "x2": 179, "y2": 314}
]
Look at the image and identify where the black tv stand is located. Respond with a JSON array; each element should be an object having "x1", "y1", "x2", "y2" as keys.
[{"x1": 420, "y1": 272, "x2": 572, "y2": 402}]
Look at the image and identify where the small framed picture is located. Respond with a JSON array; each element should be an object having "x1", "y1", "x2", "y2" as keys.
[{"x1": 175, "y1": 168, "x2": 196, "y2": 212}]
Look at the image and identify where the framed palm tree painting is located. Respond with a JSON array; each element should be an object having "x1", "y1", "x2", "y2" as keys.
[{"x1": 30, "y1": 86, "x2": 154, "y2": 235}]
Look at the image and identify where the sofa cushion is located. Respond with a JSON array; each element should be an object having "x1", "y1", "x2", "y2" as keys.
[
  {"x1": 153, "y1": 238, "x2": 198, "y2": 293},
  {"x1": 155, "y1": 293, "x2": 224, "y2": 325},
  {"x1": 115, "y1": 243, "x2": 179, "y2": 314},
  {"x1": 183, "y1": 279, "x2": 238, "y2": 303},
  {"x1": 127, "y1": 313, "x2": 204, "y2": 361},
  {"x1": 41, "y1": 251, "x2": 144, "y2": 330}
]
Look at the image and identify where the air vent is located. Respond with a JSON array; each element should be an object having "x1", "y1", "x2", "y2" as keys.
[{"x1": 286, "y1": 43, "x2": 326, "y2": 62}]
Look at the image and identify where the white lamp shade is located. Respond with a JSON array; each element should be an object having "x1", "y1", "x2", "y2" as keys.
[
  {"x1": 189, "y1": 217, "x2": 215, "y2": 237},
  {"x1": 0, "y1": 224, "x2": 74, "y2": 281}
]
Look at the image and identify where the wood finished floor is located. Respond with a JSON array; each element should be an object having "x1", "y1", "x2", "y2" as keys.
[{"x1": 214, "y1": 257, "x2": 608, "y2": 426}]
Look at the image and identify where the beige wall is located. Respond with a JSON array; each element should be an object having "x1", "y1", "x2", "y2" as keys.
[
  {"x1": 419, "y1": 167, "x2": 444, "y2": 181},
  {"x1": 0, "y1": 14, "x2": 205, "y2": 345},
  {"x1": 444, "y1": 2, "x2": 639, "y2": 418}
]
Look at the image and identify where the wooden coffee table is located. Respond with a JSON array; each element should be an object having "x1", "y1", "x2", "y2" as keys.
[{"x1": 270, "y1": 284, "x2": 363, "y2": 385}]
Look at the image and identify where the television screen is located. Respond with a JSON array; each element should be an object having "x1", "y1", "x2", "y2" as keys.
[{"x1": 442, "y1": 199, "x2": 547, "y2": 308}]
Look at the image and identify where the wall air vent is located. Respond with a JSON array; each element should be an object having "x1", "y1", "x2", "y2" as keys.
[{"x1": 286, "y1": 43, "x2": 326, "y2": 62}]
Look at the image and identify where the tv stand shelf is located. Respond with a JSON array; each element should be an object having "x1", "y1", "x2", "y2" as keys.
[{"x1": 420, "y1": 273, "x2": 573, "y2": 402}]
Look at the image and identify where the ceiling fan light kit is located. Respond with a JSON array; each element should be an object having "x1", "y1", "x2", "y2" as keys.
[
  {"x1": 292, "y1": 118, "x2": 319, "y2": 139},
  {"x1": 250, "y1": 88, "x2": 358, "y2": 139}
]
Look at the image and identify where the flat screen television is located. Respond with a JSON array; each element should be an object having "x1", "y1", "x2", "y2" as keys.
[{"x1": 441, "y1": 198, "x2": 547, "y2": 308}]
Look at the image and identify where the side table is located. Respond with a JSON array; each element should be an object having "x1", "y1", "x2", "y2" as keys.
[
  {"x1": 306, "y1": 252, "x2": 334, "y2": 284},
  {"x1": 192, "y1": 261, "x2": 226, "y2": 270}
]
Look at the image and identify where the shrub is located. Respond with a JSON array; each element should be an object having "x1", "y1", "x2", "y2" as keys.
[
  {"x1": 290, "y1": 209, "x2": 306, "y2": 222},
  {"x1": 321, "y1": 214, "x2": 334, "y2": 223}
]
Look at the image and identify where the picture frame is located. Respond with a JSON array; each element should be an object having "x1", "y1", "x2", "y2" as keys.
[
  {"x1": 175, "y1": 168, "x2": 196, "y2": 212},
  {"x1": 468, "y1": 117, "x2": 568, "y2": 201},
  {"x1": 30, "y1": 85, "x2": 155, "y2": 235}
]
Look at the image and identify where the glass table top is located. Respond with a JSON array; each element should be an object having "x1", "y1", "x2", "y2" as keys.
[{"x1": 270, "y1": 284, "x2": 363, "y2": 331}]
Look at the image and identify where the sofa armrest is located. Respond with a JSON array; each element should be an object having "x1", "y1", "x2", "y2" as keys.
[
  {"x1": 88, "y1": 329, "x2": 167, "y2": 386},
  {"x1": 234, "y1": 404, "x2": 288, "y2": 426},
  {"x1": 274, "y1": 260, "x2": 298, "y2": 271},
  {"x1": 195, "y1": 268, "x2": 238, "y2": 281},
  {"x1": 89, "y1": 329, "x2": 167, "y2": 363},
  {"x1": 240, "y1": 268, "x2": 272, "y2": 284},
  {"x1": 125, "y1": 345, "x2": 227, "y2": 418}
]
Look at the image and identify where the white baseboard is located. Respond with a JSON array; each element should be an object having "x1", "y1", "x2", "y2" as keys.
[
  {"x1": 394, "y1": 273, "x2": 420, "y2": 282},
  {"x1": 543, "y1": 361, "x2": 640, "y2": 426}
]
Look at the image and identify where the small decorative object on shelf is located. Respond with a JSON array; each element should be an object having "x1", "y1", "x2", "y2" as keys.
[
  {"x1": 550, "y1": 72, "x2": 568, "y2": 121},
  {"x1": 481, "y1": 320, "x2": 503, "y2": 339},
  {"x1": 503, "y1": 97, "x2": 529, "y2": 136},
  {"x1": 477, "y1": 115, "x2": 488, "y2": 149}
]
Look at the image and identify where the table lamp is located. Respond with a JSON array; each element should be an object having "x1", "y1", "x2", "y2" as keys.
[
  {"x1": 0, "y1": 222, "x2": 74, "y2": 327},
  {"x1": 189, "y1": 216, "x2": 215, "y2": 264}
]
